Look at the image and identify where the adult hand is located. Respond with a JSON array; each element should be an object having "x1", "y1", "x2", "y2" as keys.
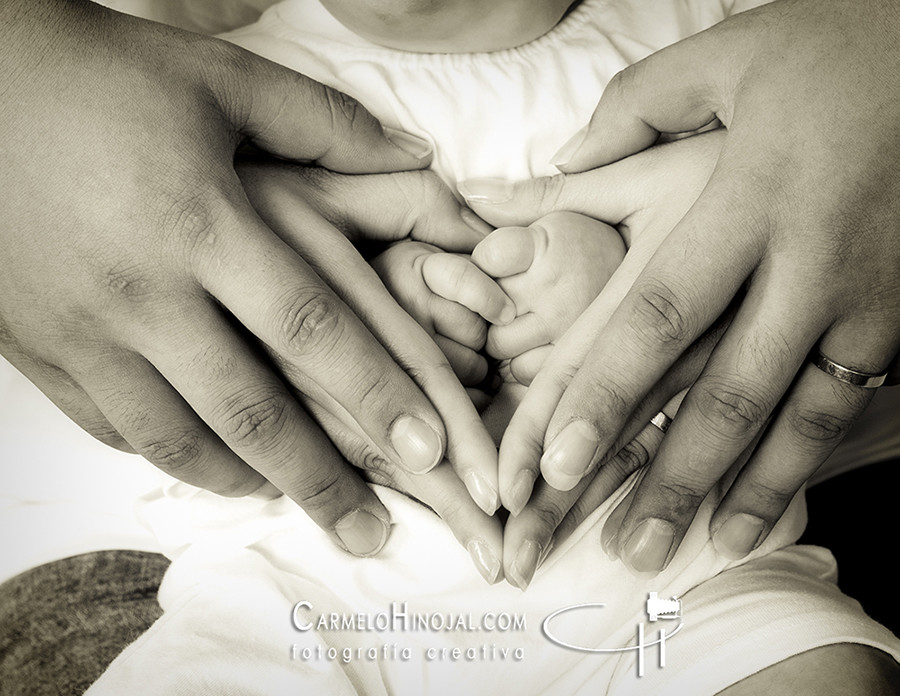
[
  {"x1": 523, "y1": 0, "x2": 900, "y2": 573},
  {"x1": 0, "y1": 0, "x2": 497, "y2": 558},
  {"x1": 461, "y1": 132, "x2": 726, "y2": 586},
  {"x1": 238, "y1": 163, "x2": 503, "y2": 581}
]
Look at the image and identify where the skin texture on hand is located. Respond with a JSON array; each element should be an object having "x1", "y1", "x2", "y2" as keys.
[
  {"x1": 0, "y1": 0, "x2": 499, "y2": 562},
  {"x1": 461, "y1": 131, "x2": 729, "y2": 584},
  {"x1": 482, "y1": 0, "x2": 900, "y2": 577}
]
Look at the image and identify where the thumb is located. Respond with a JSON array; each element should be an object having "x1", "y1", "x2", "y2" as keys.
[
  {"x1": 213, "y1": 43, "x2": 433, "y2": 173},
  {"x1": 458, "y1": 167, "x2": 639, "y2": 229},
  {"x1": 554, "y1": 24, "x2": 735, "y2": 173}
]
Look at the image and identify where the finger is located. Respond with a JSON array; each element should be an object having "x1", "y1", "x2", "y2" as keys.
[
  {"x1": 507, "y1": 345, "x2": 554, "y2": 387},
  {"x1": 486, "y1": 313, "x2": 553, "y2": 360},
  {"x1": 459, "y1": 129, "x2": 725, "y2": 229},
  {"x1": 193, "y1": 204, "x2": 447, "y2": 477},
  {"x1": 214, "y1": 43, "x2": 434, "y2": 171},
  {"x1": 554, "y1": 27, "x2": 732, "y2": 171},
  {"x1": 64, "y1": 347, "x2": 268, "y2": 497},
  {"x1": 504, "y1": 412, "x2": 669, "y2": 590},
  {"x1": 471, "y1": 227, "x2": 536, "y2": 278},
  {"x1": 421, "y1": 253, "x2": 516, "y2": 326},
  {"x1": 2, "y1": 352, "x2": 134, "y2": 453},
  {"x1": 239, "y1": 165, "x2": 487, "y2": 252},
  {"x1": 429, "y1": 296, "x2": 487, "y2": 351},
  {"x1": 537, "y1": 166, "x2": 763, "y2": 495},
  {"x1": 204, "y1": 194, "x2": 499, "y2": 514},
  {"x1": 433, "y1": 334, "x2": 488, "y2": 387},
  {"x1": 122, "y1": 300, "x2": 393, "y2": 554},
  {"x1": 710, "y1": 335, "x2": 895, "y2": 560},
  {"x1": 313, "y1": 406, "x2": 503, "y2": 584},
  {"x1": 607, "y1": 282, "x2": 825, "y2": 575}
]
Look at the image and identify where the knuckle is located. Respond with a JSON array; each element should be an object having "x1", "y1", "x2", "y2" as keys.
[
  {"x1": 357, "y1": 371, "x2": 393, "y2": 411},
  {"x1": 325, "y1": 85, "x2": 365, "y2": 133},
  {"x1": 654, "y1": 480, "x2": 707, "y2": 519},
  {"x1": 221, "y1": 392, "x2": 288, "y2": 451},
  {"x1": 279, "y1": 291, "x2": 345, "y2": 357},
  {"x1": 291, "y1": 468, "x2": 344, "y2": 511},
  {"x1": 693, "y1": 378, "x2": 770, "y2": 440},
  {"x1": 100, "y1": 262, "x2": 156, "y2": 303},
  {"x1": 532, "y1": 174, "x2": 566, "y2": 212},
  {"x1": 614, "y1": 438, "x2": 652, "y2": 476},
  {"x1": 786, "y1": 406, "x2": 855, "y2": 446},
  {"x1": 157, "y1": 183, "x2": 233, "y2": 262},
  {"x1": 142, "y1": 429, "x2": 204, "y2": 475},
  {"x1": 529, "y1": 498, "x2": 569, "y2": 533},
  {"x1": 85, "y1": 422, "x2": 131, "y2": 452},
  {"x1": 629, "y1": 279, "x2": 694, "y2": 348}
]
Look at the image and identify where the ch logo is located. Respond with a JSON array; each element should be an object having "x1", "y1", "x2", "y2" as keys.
[{"x1": 542, "y1": 593, "x2": 684, "y2": 677}]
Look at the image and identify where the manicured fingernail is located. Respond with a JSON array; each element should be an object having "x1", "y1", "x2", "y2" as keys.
[
  {"x1": 464, "y1": 471, "x2": 500, "y2": 516},
  {"x1": 622, "y1": 518, "x2": 674, "y2": 575},
  {"x1": 248, "y1": 481, "x2": 282, "y2": 500},
  {"x1": 550, "y1": 125, "x2": 588, "y2": 167},
  {"x1": 383, "y1": 127, "x2": 433, "y2": 161},
  {"x1": 713, "y1": 513, "x2": 765, "y2": 560},
  {"x1": 498, "y1": 301, "x2": 517, "y2": 326},
  {"x1": 334, "y1": 509, "x2": 390, "y2": 557},
  {"x1": 467, "y1": 539, "x2": 502, "y2": 584},
  {"x1": 508, "y1": 540, "x2": 541, "y2": 591},
  {"x1": 507, "y1": 469, "x2": 537, "y2": 516},
  {"x1": 459, "y1": 206, "x2": 492, "y2": 236},
  {"x1": 541, "y1": 420, "x2": 600, "y2": 491},
  {"x1": 458, "y1": 178, "x2": 514, "y2": 205},
  {"x1": 391, "y1": 415, "x2": 443, "y2": 473}
]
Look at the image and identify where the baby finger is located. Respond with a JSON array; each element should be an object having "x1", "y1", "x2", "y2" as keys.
[{"x1": 421, "y1": 253, "x2": 516, "y2": 325}]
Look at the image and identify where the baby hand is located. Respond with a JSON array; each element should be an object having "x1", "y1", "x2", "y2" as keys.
[
  {"x1": 472, "y1": 211, "x2": 625, "y2": 385},
  {"x1": 371, "y1": 241, "x2": 516, "y2": 386}
]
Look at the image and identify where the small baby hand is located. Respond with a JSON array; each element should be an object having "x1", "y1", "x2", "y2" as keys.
[
  {"x1": 472, "y1": 211, "x2": 625, "y2": 385},
  {"x1": 371, "y1": 240, "x2": 515, "y2": 386}
]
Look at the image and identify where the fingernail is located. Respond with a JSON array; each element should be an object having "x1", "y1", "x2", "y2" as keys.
[
  {"x1": 464, "y1": 471, "x2": 500, "y2": 516},
  {"x1": 391, "y1": 415, "x2": 443, "y2": 473},
  {"x1": 383, "y1": 127, "x2": 433, "y2": 161},
  {"x1": 467, "y1": 539, "x2": 502, "y2": 584},
  {"x1": 713, "y1": 513, "x2": 765, "y2": 560},
  {"x1": 334, "y1": 509, "x2": 390, "y2": 557},
  {"x1": 507, "y1": 469, "x2": 537, "y2": 516},
  {"x1": 550, "y1": 125, "x2": 588, "y2": 168},
  {"x1": 508, "y1": 540, "x2": 541, "y2": 591},
  {"x1": 541, "y1": 420, "x2": 600, "y2": 491},
  {"x1": 459, "y1": 206, "x2": 492, "y2": 236},
  {"x1": 498, "y1": 301, "x2": 517, "y2": 326},
  {"x1": 458, "y1": 178, "x2": 514, "y2": 205},
  {"x1": 621, "y1": 518, "x2": 674, "y2": 575},
  {"x1": 248, "y1": 481, "x2": 282, "y2": 500}
]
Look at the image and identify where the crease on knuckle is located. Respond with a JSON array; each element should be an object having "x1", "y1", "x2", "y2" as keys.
[
  {"x1": 222, "y1": 393, "x2": 288, "y2": 451},
  {"x1": 613, "y1": 438, "x2": 652, "y2": 476},
  {"x1": 292, "y1": 468, "x2": 343, "y2": 511},
  {"x1": 693, "y1": 378, "x2": 769, "y2": 441},
  {"x1": 280, "y1": 291, "x2": 344, "y2": 357},
  {"x1": 357, "y1": 372, "x2": 392, "y2": 412},
  {"x1": 786, "y1": 406, "x2": 854, "y2": 446},
  {"x1": 101, "y1": 261, "x2": 156, "y2": 303},
  {"x1": 157, "y1": 184, "x2": 233, "y2": 263},
  {"x1": 528, "y1": 498, "x2": 569, "y2": 533},
  {"x1": 533, "y1": 174, "x2": 566, "y2": 212},
  {"x1": 629, "y1": 279, "x2": 693, "y2": 348},
  {"x1": 143, "y1": 429, "x2": 204, "y2": 475},
  {"x1": 654, "y1": 480, "x2": 707, "y2": 519}
]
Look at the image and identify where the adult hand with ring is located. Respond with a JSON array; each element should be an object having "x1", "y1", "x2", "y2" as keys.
[{"x1": 518, "y1": 0, "x2": 900, "y2": 573}]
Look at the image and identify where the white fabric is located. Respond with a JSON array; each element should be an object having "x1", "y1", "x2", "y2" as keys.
[{"x1": 85, "y1": 479, "x2": 899, "y2": 695}]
